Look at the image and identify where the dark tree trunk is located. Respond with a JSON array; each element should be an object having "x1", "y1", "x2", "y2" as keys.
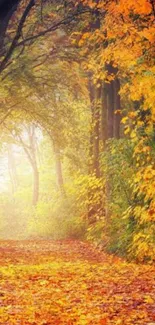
[
  {"x1": 88, "y1": 74, "x2": 96, "y2": 174},
  {"x1": 101, "y1": 82, "x2": 108, "y2": 146},
  {"x1": 107, "y1": 80, "x2": 114, "y2": 138},
  {"x1": 114, "y1": 78, "x2": 121, "y2": 139},
  {"x1": 104, "y1": 65, "x2": 121, "y2": 220},
  {"x1": 105, "y1": 63, "x2": 121, "y2": 140},
  {"x1": 93, "y1": 85, "x2": 101, "y2": 178}
]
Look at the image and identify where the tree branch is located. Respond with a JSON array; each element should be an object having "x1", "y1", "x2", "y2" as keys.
[
  {"x1": 16, "y1": 8, "x2": 89, "y2": 47},
  {"x1": 0, "y1": 101, "x2": 24, "y2": 125},
  {"x1": 0, "y1": 0, "x2": 35, "y2": 73},
  {"x1": 17, "y1": 133, "x2": 35, "y2": 167}
]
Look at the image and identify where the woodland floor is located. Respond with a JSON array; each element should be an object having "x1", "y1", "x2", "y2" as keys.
[{"x1": 0, "y1": 241, "x2": 155, "y2": 325}]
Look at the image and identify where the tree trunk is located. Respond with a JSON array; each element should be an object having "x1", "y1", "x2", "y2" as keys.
[
  {"x1": 88, "y1": 74, "x2": 96, "y2": 174},
  {"x1": 114, "y1": 78, "x2": 121, "y2": 139},
  {"x1": 18, "y1": 124, "x2": 39, "y2": 206},
  {"x1": 28, "y1": 125, "x2": 39, "y2": 206},
  {"x1": 93, "y1": 85, "x2": 101, "y2": 178},
  {"x1": 32, "y1": 163, "x2": 39, "y2": 206},
  {"x1": 101, "y1": 82, "x2": 108, "y2": 146},
  {"x1": 53, "y1": 142, "x2": 65, "y2": 195},
  {"x1": 107, "y1": 80, "x2": 114, "y2": 139},
  {"x1": 104, "y1": 64, "x2": 119, "y2": 220},
  {"x1": 8, "y1": 144, "x2": 18, "y2": 194}
]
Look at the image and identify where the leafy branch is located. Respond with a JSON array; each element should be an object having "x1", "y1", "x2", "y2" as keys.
[{"x1": 0, "y1": 0, "x2": 35, "y2": 74}]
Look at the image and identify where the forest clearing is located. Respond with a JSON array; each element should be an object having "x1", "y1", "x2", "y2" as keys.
[
  {"x1": 0, "y1": 0, "x2": 155, "y2": 324},
  {"x1": 0, "y1": 240, "x2": 155, "y2": 325}
]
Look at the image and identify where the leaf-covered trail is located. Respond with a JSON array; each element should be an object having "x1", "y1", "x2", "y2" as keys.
[{"x1": 0, "y1": 241, "x2": 155, "y2": 325}]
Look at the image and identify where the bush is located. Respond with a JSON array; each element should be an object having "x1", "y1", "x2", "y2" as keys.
[{"x1": 28, "y1": 193, "x2": 87, "y2": 240}]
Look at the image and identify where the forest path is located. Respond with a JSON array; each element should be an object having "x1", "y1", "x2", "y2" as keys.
[{"x1": 0, "y1": 240, "x2": 155, "y2": 325}]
